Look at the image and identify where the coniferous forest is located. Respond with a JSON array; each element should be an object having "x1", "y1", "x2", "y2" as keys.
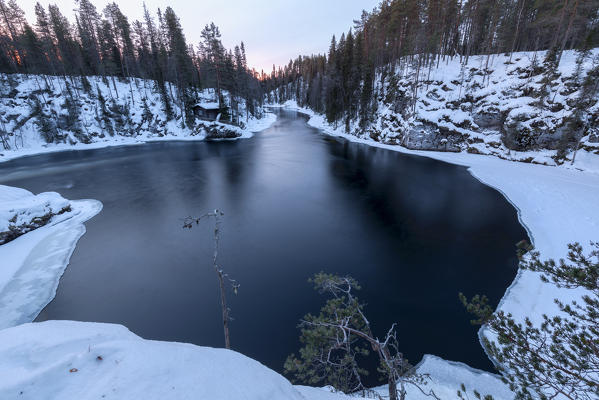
[
  {"x1": 265, "y1": 0, "x2": 599, "y2": 118},
  {"x1": 0, "y1": 0, "x2": 265, "y2": 144},
  {"x1": 263, "y1": 0, "x2": 599, "y2": 158}
]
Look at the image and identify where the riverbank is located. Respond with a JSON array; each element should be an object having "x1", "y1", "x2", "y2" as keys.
[
  {"x1": 0, "y1": 111, "x2": 520, "y2": 399},
  {"x1": 0, "y1": 74, "x2": 277, "y2": 164},
  {"x1": 3, "y1": 107, "x2": 597, "y2": 398},
  {"x1": 283, "y1": 99, "x2": 599, "y2": 320},
  {"x1": 0, "y1": 111, "x2": 277, "y2": 164}
]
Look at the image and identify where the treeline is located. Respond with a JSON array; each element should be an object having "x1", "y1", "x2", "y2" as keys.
[
  {"x1": 265, "y1": 0, "x2": 599, "y2": 131},
  {"x1": 0, "y1": 0, "x2": 265, "y2": 127}
]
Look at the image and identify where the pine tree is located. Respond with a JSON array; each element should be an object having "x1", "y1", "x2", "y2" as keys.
[
  {"x1": 461, "y1": 242, "x2": 599, "y2": 400},
  {"x1": 75, "y1": 0, "x2": 101, "y2": 75},
  {"x1": 31, "y1": 97, "x2": 58, "y2": 143},
  {"x1": 200, "y1": 22, "x2": 227, "y2": 105},
  {"x1": 286, "y1": 273, "x2": 439, "y2": 400}
]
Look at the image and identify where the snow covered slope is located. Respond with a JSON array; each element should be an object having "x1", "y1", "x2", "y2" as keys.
[
  {"x1": 276, "y1": 49, "x2": 599, "y2": 169},
  {"x1": 0, "y1": 74, "x2": 276, "y2": 162}
]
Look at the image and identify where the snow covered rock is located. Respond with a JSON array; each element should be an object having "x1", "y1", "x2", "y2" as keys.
[
  {"x1": 0, "y1": 321, "x2": 305, "y2": 400},
  {"x1": 0, "y1": 185, "x2": 71, "y2": 245}
]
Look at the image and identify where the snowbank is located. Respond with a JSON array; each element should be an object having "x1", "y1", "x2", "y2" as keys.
[
  {"x1": 245, "y1": 112, "x2": 278, "y2": 135},
  {"x1": 0, "y1": 186, "x2": 101, "y2": 329},
  {"x1": 0, "y1": 321, "x2": 305, "y2": 400},
  {"x1": 0, "y1": 185, "x2": 71, "y2": 244},
  {"x1": 0, "y1": 321, "x2": 514, "y2": 400}
]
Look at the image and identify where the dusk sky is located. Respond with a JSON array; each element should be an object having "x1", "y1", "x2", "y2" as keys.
[{"x1": 21, "y1": 0, "x2": 382, "y2": 73}]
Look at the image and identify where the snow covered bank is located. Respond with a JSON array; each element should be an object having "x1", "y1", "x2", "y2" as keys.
[
  {"x1": 0, "y1": 74, "x2": 277, "y2": 163},
  {"x1": 245, "y1": 111, "x2": 278, "y2": 135},
  {"x1": 0, "y1": 186, "x2": 101, "y2": 329},
  {"x1": 0, "y1": 321, "x2": 305, "y2": 400},
  {"x1": 291, "y1": 99, "x2": 599, "y2": 320},
  {"x1": 369, "y1": 355, "x2": 513, "y2": 400},
  {"x1": 274, "y1": 48, "x2": 599, "y2": 169},
  {"x1": 0, "y1": 321, "x2": 513, "y2": 400}
]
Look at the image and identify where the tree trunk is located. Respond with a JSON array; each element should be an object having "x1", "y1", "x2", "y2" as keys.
[
  {"x1": 388, "y1": 375, "x2": 399, "y2": 400},
  {"x1": 216, "y1": 268, "x2": 231, "y2": 349},
  {"x1": 211, "y1": 213, "x2": 231, "y2": 350}
]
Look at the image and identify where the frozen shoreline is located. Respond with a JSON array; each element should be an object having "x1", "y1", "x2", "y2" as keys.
[
  {"x1": 0, "y1": 112, "x2": 278, "y2": 164},
  {"x1": 283, "y1": 101, "x2": 599, "y2": 317},
  {"x1": 0, "y1": 195, "x2": 102, "y2": 330}
]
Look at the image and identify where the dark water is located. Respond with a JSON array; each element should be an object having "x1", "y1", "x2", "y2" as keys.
[{"x1": 0, "y1": 109, "x2": 526, "y2": 382}]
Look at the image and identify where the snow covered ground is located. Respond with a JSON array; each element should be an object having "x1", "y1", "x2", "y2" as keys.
[
  {"x1": 0, "y1": 321, "x2": 305, "y2": 400},
  {"x1": 273, "y1": 49, "x2": 599, "y2": 169},
  {"x1": 0, "y1": 74, "x2": 277, "y2": 163},
  {"x1": 0, "y1": 321, "x2": 514, "y2": 400},
  {"x1": 0, "y1": 185, "x2": 101, "y2": 330}
]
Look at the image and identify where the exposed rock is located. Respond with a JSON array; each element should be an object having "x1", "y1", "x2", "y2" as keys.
[
  {"x1": 202, "y1": 122, "x2": 242, "y2": 139},
  {"x1": 400, "y1": 123, "x2": 463, "y2": 152},
  {"x1": 473, "y1": 110, "x2": 505, "y2": 130},
  {"x1": 0, "y1": 205, "x2": 72, "y2": 245}
]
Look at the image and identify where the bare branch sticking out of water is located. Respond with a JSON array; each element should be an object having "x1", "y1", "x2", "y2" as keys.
[{"x1": 183, "y1": 210, "x2": 239, "y2": 349}]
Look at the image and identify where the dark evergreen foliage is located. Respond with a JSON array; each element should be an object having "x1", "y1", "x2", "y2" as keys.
[{"x1": 0, "y1": 0, "x2": 265, "y2": 126}]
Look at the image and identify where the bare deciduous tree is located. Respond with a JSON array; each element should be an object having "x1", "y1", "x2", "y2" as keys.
[{"x1": 184, "y1": 209, "x2": 239, "y2": 350}]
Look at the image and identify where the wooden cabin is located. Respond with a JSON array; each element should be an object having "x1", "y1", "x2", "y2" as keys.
[{"x1": 192, "y1": 102, "x2": 228, "y2": 121}]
